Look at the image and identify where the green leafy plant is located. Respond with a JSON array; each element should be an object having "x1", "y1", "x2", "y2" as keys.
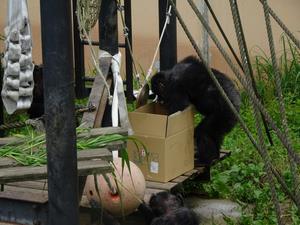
[
  {"x1": 254, "y1": 35, "x2": 300, "y2": 101},
  {"x1": 0, "y1": 128, "x2": 145, "y2": 166}
]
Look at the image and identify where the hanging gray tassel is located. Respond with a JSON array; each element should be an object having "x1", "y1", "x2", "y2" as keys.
[{"x1": 2, "y1": 0, "x2": 34, "y2": 114}]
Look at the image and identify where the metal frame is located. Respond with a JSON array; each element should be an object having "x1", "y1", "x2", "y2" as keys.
[
  {"x1": 159, "y1": 0, "x2": 177, "y2": 70},
  {"x1": 0, "y1": 1, "x2": 179, "y2": 224},
  {"x1": 40, "y1": 1, "x2": 79, "y2": 224}
]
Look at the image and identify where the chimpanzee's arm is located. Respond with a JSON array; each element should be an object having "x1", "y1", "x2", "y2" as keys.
[{"x1": 138, "y1": 202, "x2": 155, "y2": 225}]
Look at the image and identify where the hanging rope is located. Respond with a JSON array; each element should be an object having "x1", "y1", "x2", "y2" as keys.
[
  {"x1": 204, "y1": 0, "x2": 243, "y2": 71},
  {"x1": 76, "y1": 0, "x2": 113, "y2": 104},
  {"x1": 208, "y1": 0, "x2": 274, "y2": 146},
  {"x1": 185, "y1": 0, "x2": 300, "y2": 166},
  {"x1": 168, "y1": 0, "x2": 300, "y2": 209},
  {"x1": 116, "y1": 1, "x2": 140, "y2": 87},
  {"x1": 229, "y1": 1, "x2": 283, "y2": 223},
  {"x1": 135, "y1": 4, "x2": 173, "y2": 108},
  {"x1": 258, "y1": 0, "x2": 300, "y2": 49},
  {"x1": 187, "y1": 1, "x2": 300, "y2": 209},
  {"x1": 145, "y1": 5, "x2": 172, "y2": 84},
  {"x1": 261, "y1": 0, "x2": 300, "y2": 210}
]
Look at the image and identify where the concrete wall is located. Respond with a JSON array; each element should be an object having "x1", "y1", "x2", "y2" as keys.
[{"x1": 0, "y1": 0, "x2": 299, "y2": 76}]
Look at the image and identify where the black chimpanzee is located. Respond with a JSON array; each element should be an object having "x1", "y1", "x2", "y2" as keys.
[
  {"x1": 151, "y1": 56, "x2": 240, "y2": 165},
  {"x1": 139, "y1": 191, "x2": 199, "y2": 225},
  {"x1": 27, "y1": 64, "x2": 44, "y2": 119}
]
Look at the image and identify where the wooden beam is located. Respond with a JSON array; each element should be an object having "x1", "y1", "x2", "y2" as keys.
[
  {"x1": 0, "y1": 186, "x2": 48, "y2": 203},
  {"x1": 80, "y1": 52, "x2": 112, "y2": 128},
  {"x1": 0, "y1": 159, "x2": 112, "y2": 183}
]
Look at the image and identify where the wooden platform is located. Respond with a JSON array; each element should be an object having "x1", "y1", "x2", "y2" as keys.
[
  {"x1": 0, "y1": 167, "x2": 204, "y2": 206},
  {"x1": 0, "y1": 150, "x2": 230, "y2": 203}
]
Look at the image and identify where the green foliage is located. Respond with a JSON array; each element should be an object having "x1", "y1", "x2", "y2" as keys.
[
  {"x1": 190, "y1": 97, "x2": 300, "y2": 224},
  {"x1": 254, "y1": 35, "x2": 300, "y2": 102},
  {"x1": 0, "y1": 129, "x2": 136, "y2": 166}
]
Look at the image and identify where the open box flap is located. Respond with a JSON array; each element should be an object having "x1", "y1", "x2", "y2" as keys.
[
  {"x1": 129, "y1": 112, "x2": 168, "y2": 138},
  {"x1": 129, "y1": 103, "x2": 194, "y2": 138},
  {"x1": 166, "y1": 105, "x2": 194, "y2": 137}
]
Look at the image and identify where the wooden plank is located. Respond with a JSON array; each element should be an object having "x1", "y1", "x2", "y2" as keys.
[
  {"x1": 77, "y1": 160, "x2": 112, "y2": 176},
  {"x1": 0, "y1": 159, "x2": 112, "y2": 183},
  {"x1": 0, "y1": 157, "x2": 18, "y2": 168},
  {"x1": 0, "y1": 148, "x2": 112, "y2": 169},
  {"x1": 6, "y1": 180, "x2": 48, "y2": 190},
  {"x1": 78, "y1": 127, "x2": 128, "y2": 137},
  {"x1": 171, "y1": 175, "x2": 190, "y2": 183},
  {"x1": 0, "y1": 186, "x2": 48, "y2": 203},
  {"x1": 0, "y1": 127, "x2": 128, "y2": 148},
  {"x1": 184, "y1": 169, "x2": 199, "y2": 177},
  {"x1": 94, "y1": 77, "x2": 112, "y2": 128},
  {"x1": 80, "y1": 53, "x2": 112, "y2": 128},
  {"x1": 105, "y1": 140, "x2": 126, "y2": 151},
  {"x1": 0, "y1": 136, "x2": 20, "y2": 146},
  {"x1": 145, "y1": 181, "x2": 178, "y2": 191},
  {"x1": 77, "y1": 148, "x2": 112, "y2": 161}
]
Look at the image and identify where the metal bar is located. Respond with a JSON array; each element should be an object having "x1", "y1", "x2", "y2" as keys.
[
  {"x1": 73, "y1": 0, "x2": 87, "y2": 99},
  {"x1": 40, "y1": 1, "x2": 79, "y2": 225},
  {"x1": 98, "y1": 0, "x2": 119, "y2": 127},
  {"x1": 124, "y1": 0, "x2": 135, "y2": 102},
  {"x1": 159, "y1": 0, "x2": 177, "y2": 70},
  {"x1": 99, "y1": 0, "x2": 119, "y2": 55}
]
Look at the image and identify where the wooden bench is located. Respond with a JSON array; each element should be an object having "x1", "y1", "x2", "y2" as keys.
[{"x1": 0, "y1": 148, "x2": 112, "y2": 184}]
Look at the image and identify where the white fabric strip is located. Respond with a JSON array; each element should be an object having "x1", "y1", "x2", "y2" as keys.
[{"x1": 111, "y1": 52, "x2": 133, "y2": 135}]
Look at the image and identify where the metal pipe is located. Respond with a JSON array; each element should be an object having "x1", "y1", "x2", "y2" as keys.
[
  {"x1": 99, "y1": 0, "x2": 119, "y2": 55},
  {"x1": 124, "y1": 0, "x2": 134, "y2": 102},
  {"x1": 40, "y1": 1, "x2": 79, "y2": 225},
  {"x1": 73, "y1": 0, "x2": 86, "y2": 98},
  {"x1": 159, "y1": 0, "x2": 177, "y2": 70},
  {"x1": 98, "y1": 0, "x2": 119, "y2": 127}
]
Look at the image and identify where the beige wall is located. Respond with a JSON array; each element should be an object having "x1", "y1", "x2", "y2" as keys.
[{"x1": 1, "y1": 0, "x2": 299, "y2": 77}]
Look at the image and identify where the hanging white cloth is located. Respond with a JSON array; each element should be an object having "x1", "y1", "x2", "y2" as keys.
[
  {"x1": 2, "y1": 0, "x2": 34, "y2": 114},
  {"x1": 111, "y1": 52, "x2": 133, "y2": 135}
]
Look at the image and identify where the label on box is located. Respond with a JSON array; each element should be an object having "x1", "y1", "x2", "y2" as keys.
[
  {"x1": 150, "y1": 161, "x2": 159, "y2": 174},
  {"x1": 141, "y1": 149, "x2": 146, "y2": 157}
]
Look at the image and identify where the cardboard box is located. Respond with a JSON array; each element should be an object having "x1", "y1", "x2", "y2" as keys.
[{"x1": 127, "y1": 103, "x2": 194, "y2": 183}]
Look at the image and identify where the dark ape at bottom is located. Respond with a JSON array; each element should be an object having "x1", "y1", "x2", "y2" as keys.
[
  {"x1": 139, "y1": 191, "x2": 199, "y2": 225},
  {"x1": 151, "y1": 56, "x2": 240, "y2": 165}
]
